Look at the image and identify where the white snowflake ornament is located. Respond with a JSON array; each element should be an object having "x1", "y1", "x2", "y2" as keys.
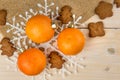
[{"x1": 5, "y1": 0, "x2": 86, "y2": 80}]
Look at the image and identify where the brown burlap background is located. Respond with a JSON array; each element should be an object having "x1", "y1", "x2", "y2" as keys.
[{"x1": 0, "y1": 0, "x2": 113, "y2": 38}]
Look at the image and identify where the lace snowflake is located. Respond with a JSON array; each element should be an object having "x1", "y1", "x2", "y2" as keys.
[{"x1": 6, "y1": 0, "x2": 86, "y2": 80}]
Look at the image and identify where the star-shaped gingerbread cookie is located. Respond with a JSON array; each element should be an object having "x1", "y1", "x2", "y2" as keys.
[{"x1": 95, "y1": 1, "x2": 113, "y2": 19}]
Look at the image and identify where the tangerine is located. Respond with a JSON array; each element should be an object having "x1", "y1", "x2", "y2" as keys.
[
  {"x1": 57, "y1": 28, "x2": 85, "y2": 55},
  {"x1": 17, "y1": 48, "x2": 46, "y2": 76},
  {"x1": 25, "y1": 14, "x2": 54, "y2": 43}
]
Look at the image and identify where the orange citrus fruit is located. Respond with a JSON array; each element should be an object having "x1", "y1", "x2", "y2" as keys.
[
  {"x1": 17, "y1": 48, "x2": 46, "y2": 76},
  {"x1": 25, "y1": 14, "x2": 54, "y2": 43},
  {"x1": 57, "y1": 28, "x2": 85, "y2": 55}
]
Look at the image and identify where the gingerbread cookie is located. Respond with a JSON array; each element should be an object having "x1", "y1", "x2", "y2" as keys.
[
  {"x1": 57, "y1": 5, "x2": 73, "y2": 24},
  {"x1": 0, "y1": 38, "x2": 16, "y2": 57},
  {"x1": 88, "y1": 21, "x2": 105, "y2": 37},
  {"x1": 48, "y1": 51, "x2": 65, "y2": 69},
  {"x1": 114, "y1": 0, "x2": 120, "y2": 8},
  {"x1": 0, "y1": 10, "x2": 7, "y2": 25},
  {"x1": 95, "y1": 1, "x2": 113, "y2": 19}
]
